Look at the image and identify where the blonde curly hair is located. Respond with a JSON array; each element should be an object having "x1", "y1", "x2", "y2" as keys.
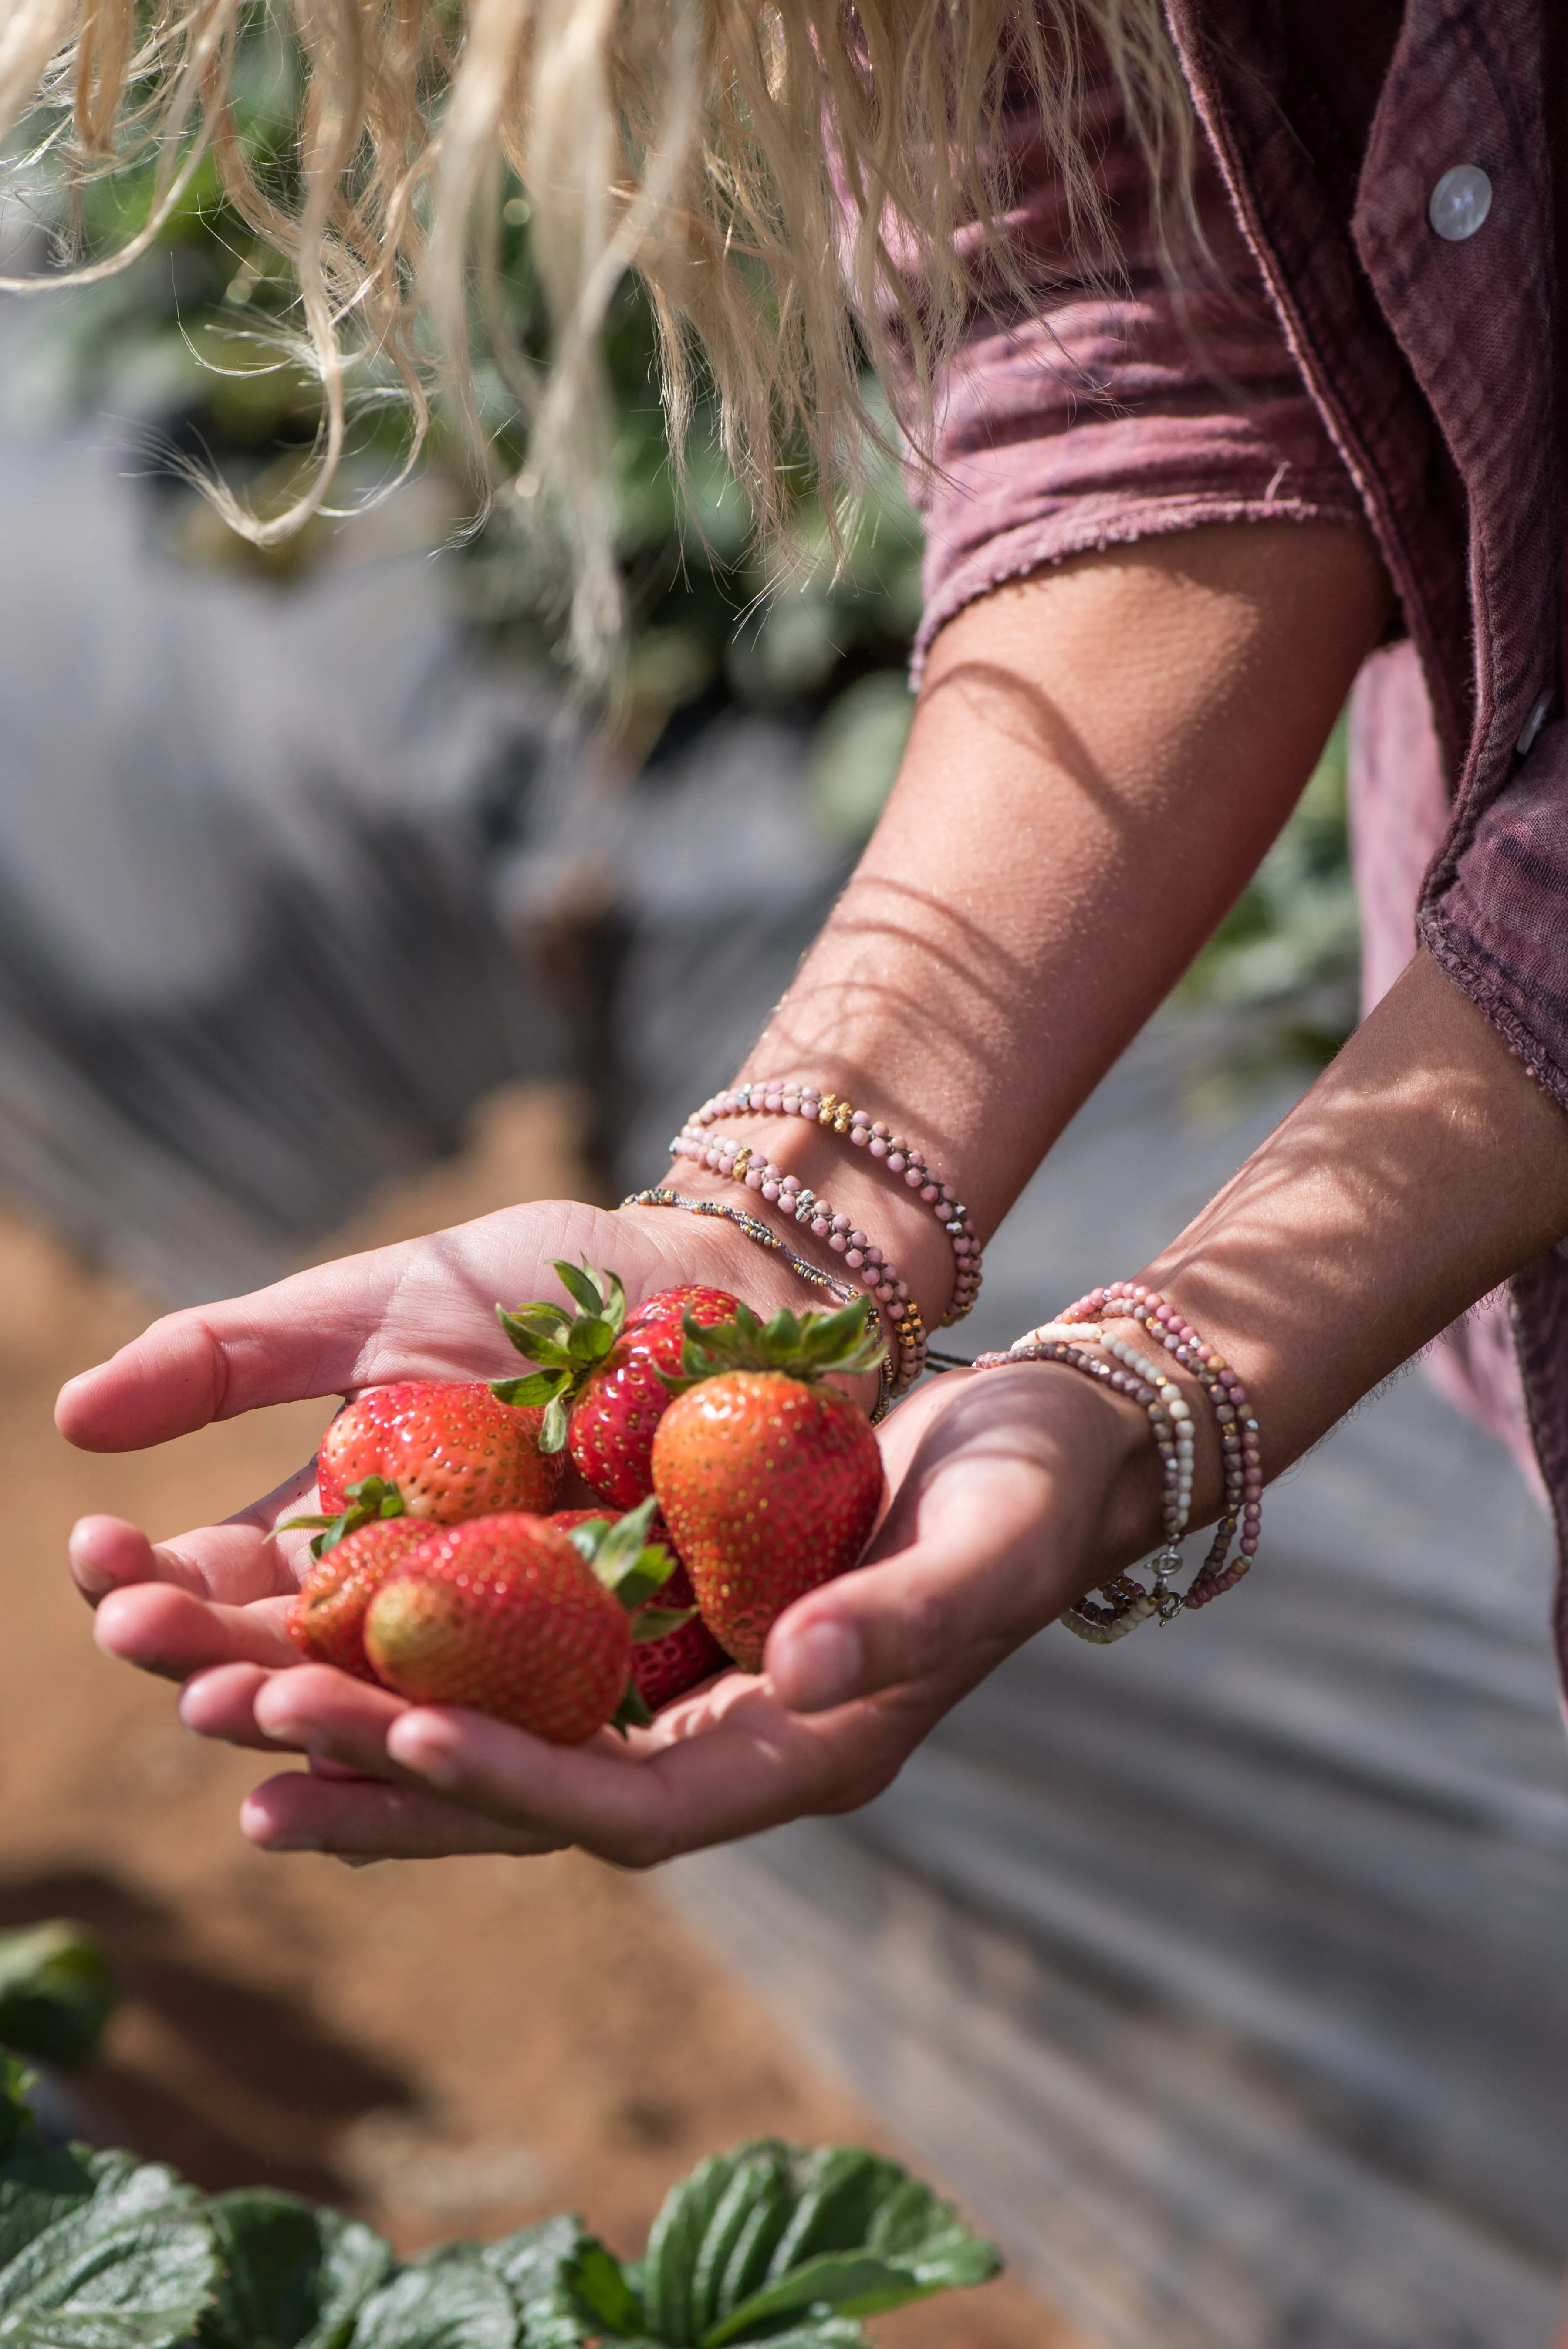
[{"x1": 0, "y1": 0, "x2": 1193, "y2": 668}]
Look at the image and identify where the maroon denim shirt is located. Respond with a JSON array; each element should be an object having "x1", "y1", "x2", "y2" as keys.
[{"x1": 915, "y1": 4, "x2": 1568, "y2": 1657}]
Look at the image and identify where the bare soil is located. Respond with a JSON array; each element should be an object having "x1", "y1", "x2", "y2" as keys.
[{"x1": 0, "y1": 1081, "x2": 1076, "y2": 2349}]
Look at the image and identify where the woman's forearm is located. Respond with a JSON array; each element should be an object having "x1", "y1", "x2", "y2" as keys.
[
  {"x1": 1135, "y1": 946, "x2": 1568, "y2": 1518},
  {"x1": 679, "y1": 520, "x2": 1391, "y2": 1321}
]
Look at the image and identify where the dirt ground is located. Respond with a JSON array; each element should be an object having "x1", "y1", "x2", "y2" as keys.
[{"x1": 0, "y1": 1081, "x2": 1077, "y2": 2349}]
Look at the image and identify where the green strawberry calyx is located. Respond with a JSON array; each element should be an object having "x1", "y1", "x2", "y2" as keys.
[
  {"x1": 661, "y1": 1296, "x2": 886, "y2": 1394},
  {"x1": 490, "y1": 1258, "x2": 628, "y2": 1454},
  {"x1": 562, "y1": 1496, "x2": 683, "y2": 1620},
  {"x1": 281, "y1": 1474, "x2": 406, "y2": 1561},
  {"x1": 561, "y1": 1498, "x2": 688, "y2": 1740}
]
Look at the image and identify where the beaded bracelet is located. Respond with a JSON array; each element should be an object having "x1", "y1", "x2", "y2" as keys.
[
  {"x1": 1056, "y1": 1284, "x2": 1261, "y2": 1606},
  {"x1": 620, "y1": 1188, "x2": 898, "y2": 1422},
  {"x1": 665, "y1": 1132, "x2": 929, "y2": 1397},
  {"x1": 678, "y1": 1079, "x2": 983, "y2": 1323},
  {"x1": 971, "y1": 1329, "x2": 1190, "y2": 1642}
]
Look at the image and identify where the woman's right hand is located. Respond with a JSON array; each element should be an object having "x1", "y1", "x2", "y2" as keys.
[{"x1": 57, "y1": 1193, "x2": 824, "y2": 1689}]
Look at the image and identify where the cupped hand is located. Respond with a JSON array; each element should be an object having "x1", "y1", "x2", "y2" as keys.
[
  {"x1": 164, "y1": 1358, "x2": 1145, "y2": 1866},
  {"x1": 61, "y1": 1194, "x2": 826, "y2": 1692}
]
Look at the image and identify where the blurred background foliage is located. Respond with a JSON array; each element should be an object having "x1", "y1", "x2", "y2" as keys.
[{"x1": 14, "y1": 48, "x2": 1354, "y2": 1049}]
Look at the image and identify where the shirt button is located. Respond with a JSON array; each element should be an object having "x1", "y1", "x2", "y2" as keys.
[{"x1": 1429, "y1": 164, "x2": 1493, "y2": 241}]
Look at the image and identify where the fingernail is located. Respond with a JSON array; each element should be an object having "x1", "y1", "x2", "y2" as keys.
[
  {"x1": 777, "y1": 1620, "x2": 862, "y2": 1712},
  {"x1": 388, "y1": 1721, "x2": 460, "y2": 1787}
]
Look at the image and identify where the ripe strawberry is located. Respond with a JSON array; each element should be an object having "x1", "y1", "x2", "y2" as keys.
[
  {"x1": 550, "y1": 1508, "x2": 727, "y2": 1710},
  {"x1": 286, "y1": 1518, "x2": 437, "y2": 1681},
  {"x1": 493, "y1": 1262, "x2": 738, "y2": 1508},
  {"x1": 317, "y1": 1382, "x2": 562, "y2": 1523},
  {"x1": 362, "y1": 1500, "x2": 681, "y2": 1743},
  {"x1": 650, "y1": 1300, "x2": 887, "y2": 1671},
  {"x1": 363, "y1": 1516, "x2": 633, "y2": 1743}
]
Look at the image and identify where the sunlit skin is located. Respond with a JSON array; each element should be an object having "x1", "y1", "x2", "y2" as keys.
[{"x1": 57, "y1": 519, "x2": 1568, "y2": 1866}]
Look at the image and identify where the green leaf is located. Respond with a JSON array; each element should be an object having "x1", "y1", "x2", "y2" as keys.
[
  {"x1": 563, "y1": 2243, "x2": 642, "y2": 2340},
  {"x1": 489, "y1": 1374, "x2": 568, "y2": 1410},
  {"x1": 482, "y1": 2215, "x2": 591, "y2": 2349},
  {"x1": 0, "y1": 1924, "x2": 117, "y2": 2072},
  {"x1": 541, "y1": 1397, "x2": 571, "y2": 1456},
  {"x1": 579, "y1": 1503, "x2": 675, "y2": 1614},
  {"x1": 0, "y1": 2163, "x2": 215, "y2": 2349},
  {"x1": 689, "y1": 2146, "x2": 791, "y2": 2339},
  {"x1": 0, "y1": 2088, "x2": 106, "y2": 2270},
  {"x1": 495, "y1": 1309, "x2": 572, "y2": 1368},
  {"x1": 699, "y1": 2152, "x2": 1001, "y2": 2346},
  {"x1": 199, "y1": 2192, "x2": 391, "y2": 2349},
  {"x1": 610, "y1": 1682, "x2": 654, "y2": 1734},
  {"x1": 662, "y1": 1302, "x2": 884, "y2": 1396},
  {"x1": 641, "y1": 2154, "x2": 740, "y2": 2348},
  {"x1": 561, "y1": 1520, "x2": 612, "y2": 1564},
  {"x1": 550, "y1": 1262, "x2": 625, "y2": 1329},
  {"x1": 346, "y1": 2255, "x2": 516, "y2": 2349},
  {"x1": 629, "y1": 1608, "x2": 695, "y2": 1643}
]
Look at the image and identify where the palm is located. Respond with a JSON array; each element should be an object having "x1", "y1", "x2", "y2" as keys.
[{"x1": 60, "y1": 1194, "x2": 807, "y2": 1680}]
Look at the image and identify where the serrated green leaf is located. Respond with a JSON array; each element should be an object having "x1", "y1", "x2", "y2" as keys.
[
  {"x1": 642, "y1": 2155, "x2": 739, "y2": 2348},
  {"x1": 199, "y1": 2191, "x2": 392, "y2": 2349},
  {"x1": 689, "y1": 2146, "x2": 789, "y2": 2340},
  {"x1": 0, "y1": 2166, "x2": 215, "y2": 2349},
  {"x1": 346, "y1": 2257, "x2": 515, "y2": 2349},
  {"x1": 0, "y1": 2104, "x2": 102, "y2": 2270},
  {"x1": 482, "y1": 2216, "x2": 589, "y2": 2349},
  {"x1": 693, "y1": 2148, "x2": 1000, "y2": 2347}
]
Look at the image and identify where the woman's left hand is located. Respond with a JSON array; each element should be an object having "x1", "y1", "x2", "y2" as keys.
[{"x1": 166, "y1": 1361, "x2": 1146, "y2": 1865}]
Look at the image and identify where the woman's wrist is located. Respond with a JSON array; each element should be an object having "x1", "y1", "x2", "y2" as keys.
[{"x1": 669, "y1": 1115, "x2": 960, "y2": 1331}]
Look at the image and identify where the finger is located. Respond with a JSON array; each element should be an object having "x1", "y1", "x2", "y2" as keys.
[
  {"x1": 54, "y1": 1244, "x2": 420, "y2": 1451},
  {"x1": 251, "y1": 1663, "x2": 415, "y2": 1775},
  {"x1": 94, "y1": 1584, "x2": 297, "y2": 1680},
  {"x1": 381, "y1": 1674, "x2": 931, "y2": 1867},
  {"x1": 766, "y1": 1449, "x2": 1059, "y2": 1713},
  {"x1": 53, "y1": 1205, "x2": 612, "y2": 1453},
  {"x1": 69, "y1": 1514, "x2": 303, "y2": 1609},
  {"x1": 239, "y1": 1771, "x2": 564, "y2": 1858},
  {"x1": 179, "y1": 1663, "x2": 291, "y2": 1750}
]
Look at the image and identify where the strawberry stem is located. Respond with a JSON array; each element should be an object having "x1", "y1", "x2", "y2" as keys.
[
  {"x1": 562, "y1": 1496, "x2": 678, "y2": 1612},
  {"x1": 282, "y1": 1475, "x2": 405, "y2": 1560},
  {"x1": 661, "y1": 1297, "x2": 886, "y2": 1393},
  {"x1": 491, "y1": 1259, "x2": 628, "y2": 1452}
]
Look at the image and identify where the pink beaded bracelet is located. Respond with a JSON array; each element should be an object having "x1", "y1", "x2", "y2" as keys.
[
  {"x1": 666, "y1": 1129, "x2": 929, "y2": 1396},
  {"x1": 1055, "y1": 1284, "x2": 1261, "y2": 1608},
  {"x1": 971, "y1": 1328, "x2": 1192, "y2": 1643},
  {"x1": 678, "y1": 1079, "x2": 983, "y2": 1323}
]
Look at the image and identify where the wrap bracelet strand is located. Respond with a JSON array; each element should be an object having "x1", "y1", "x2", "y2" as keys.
[
  {"x1": 1055, "y1": 1284, "x2": 1261, "y2": 1606},
  {"x1": 620, "y1": 1188, "x2": 897, "y2": 1422},
  {"x1": 677, "y1": 1079, "x2": 983, "y2": 1323},
  {"x1": 665, "y1": 1134, "x2": 929, "y2": 1396},
  {"x1": 971, "y1": 1331, "x2": 1190, "y2": 1643}
]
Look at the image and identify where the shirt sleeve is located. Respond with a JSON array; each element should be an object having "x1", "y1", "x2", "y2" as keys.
[{"x1": 908, "y1": 66, "x2": 1369, "y2": 673}]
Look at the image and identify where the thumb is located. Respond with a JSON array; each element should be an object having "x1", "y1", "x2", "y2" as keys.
[{"x1": 764, "y1": 1450, "x2": 1067, "y2": 1713}]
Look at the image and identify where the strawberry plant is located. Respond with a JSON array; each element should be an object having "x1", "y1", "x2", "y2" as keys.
[{"x1": 0, "y1": 2062, "x2": 1000, "y2": 2349}]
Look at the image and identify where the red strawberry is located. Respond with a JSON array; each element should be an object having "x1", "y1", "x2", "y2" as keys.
[
  {"x1": 318, "y1": 1382, "x2": 562, "y2": 1523},
  {"x1": 494, "y1": 1263, "x2": 738, "y2": 1509},
  {"x1": 363, "y1": 1515, "x2": 633, "y2": 1744},
  {"x1": 286, "y1": 1518, "x2": 437, "y2": 1681},
  {"x1": 550, "y1": 1508, "x2": 727, "y2": 1709},
  {"x1": 650, "y1": 1301, "x2": 887, "y2": 1671}
]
